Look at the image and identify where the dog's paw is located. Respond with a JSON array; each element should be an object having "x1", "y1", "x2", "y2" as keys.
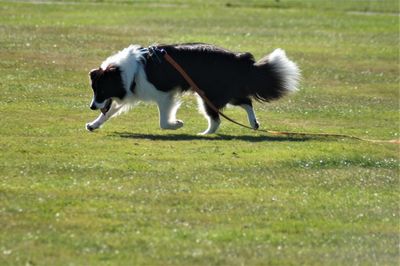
[
  {"x1": 161, "y1": 120, "x2": 184, "y2": 130},
  {"x1": 252, "y1": 120, "x2": 260, "y2": 130},
  {"x1": 198, "y1": 128, "x2": 218, "y2": 135},
  {"x1": 198, "y1": 119, "x2": 220, "y2": 135},
  {"x1": 198, "y1": 131, "x2": 214, "y2": 135},
  {"x1": 172, "y1": 120, "x2": 184, "y2": 129},
  {"x1": 86, "y1": 123, "x2": 98, "y2": 132}
]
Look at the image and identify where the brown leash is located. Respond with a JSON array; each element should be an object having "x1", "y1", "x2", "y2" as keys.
[{"x1": 161, "y1": 50, "x2": 399, "y2": 145}]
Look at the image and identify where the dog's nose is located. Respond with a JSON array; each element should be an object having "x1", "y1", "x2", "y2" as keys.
[{"x1": 90, "y1": 103, "x2": 97, "y2": 110}]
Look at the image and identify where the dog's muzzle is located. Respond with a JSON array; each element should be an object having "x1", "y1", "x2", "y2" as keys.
[
  {"x1": 90, "y1": 102, "x2": 97, "y2": 110},
  {"x1": 90, "y1": 99, "x2": 112, "y2": 115}
]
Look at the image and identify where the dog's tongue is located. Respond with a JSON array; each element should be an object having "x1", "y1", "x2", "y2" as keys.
[{"x1": 101, "y1": 99, "x2": 112, "y2": 115}]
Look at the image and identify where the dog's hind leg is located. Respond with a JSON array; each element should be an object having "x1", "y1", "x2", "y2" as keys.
[
  {"x1": 86, "y1": 102, "x2": 122, "y2": 131},
  {"x1": 156, "y1": 92, "x2": 183, "y2": 130},
  {"x1": 230, "y1": 97, "x2": 259, "y2": 130},
  {"x1": 197, "y1": 96, "x2": 221, "y2": 135}
]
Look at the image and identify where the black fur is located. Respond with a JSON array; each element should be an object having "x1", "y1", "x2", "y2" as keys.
[
  {"x1": 89, "y1": 65, "x2": 126, "y2": 104},
  {"x1": 144, "y1": 43, "x2": 290, "y2": 119}
]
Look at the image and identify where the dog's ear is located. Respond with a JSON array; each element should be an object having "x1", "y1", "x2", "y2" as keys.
[
  {"x1": 105, "y1": 64, "x2": 118, "y2": 73},
  {"x1": 89, "y1": 68, "x2": 102, "y2": 81}
]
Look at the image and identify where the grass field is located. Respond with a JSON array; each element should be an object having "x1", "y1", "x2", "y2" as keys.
[{"x1": 0, "y1": 0, "x2": 399, "y2": 265}]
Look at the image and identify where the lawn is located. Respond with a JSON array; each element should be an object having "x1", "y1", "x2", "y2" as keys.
[{"x1": 0, "y1": 0, "x2": 399, "y2": 265}]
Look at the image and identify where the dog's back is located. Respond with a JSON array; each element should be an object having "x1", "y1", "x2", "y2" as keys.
[{"x1": 145, "y1": 43, "x2": 299, "y2": 104}]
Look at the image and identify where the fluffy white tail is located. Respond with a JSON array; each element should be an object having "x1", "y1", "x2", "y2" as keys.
[
  {"x1": 255, "y1": 48, "x2": 301, "y2": 92},
  {"x1": 254, "y1": 48, "x2": 301, "y2": 99},
  {"x1": 267, "y1": 49, "x2": 300, "y2": 92}
]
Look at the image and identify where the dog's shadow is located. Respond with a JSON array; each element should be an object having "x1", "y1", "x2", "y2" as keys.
[{"x1": 112, "y1": 132, "x2": 311, "y2": 142}]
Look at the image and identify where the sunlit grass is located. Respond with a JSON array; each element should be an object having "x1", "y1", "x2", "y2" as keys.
[{"x1": 0, "y1": 0, "x2": 399, "y2": 265}]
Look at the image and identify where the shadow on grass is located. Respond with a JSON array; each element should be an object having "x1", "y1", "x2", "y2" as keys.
[{"x1": 112, "y1": 132, "x2": 312, "y2": 142}]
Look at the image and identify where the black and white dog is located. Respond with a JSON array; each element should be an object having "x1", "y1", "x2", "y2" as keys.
[{"x1": 86, "y1": 43, "x2": 300, "y2": 134}]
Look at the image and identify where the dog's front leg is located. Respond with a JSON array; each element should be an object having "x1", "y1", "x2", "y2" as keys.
[
  {"x1": 156, "y1": 93, "x2": 183, "y2": 130},
  {"x1": 86, "y1": 103, "x2": 121, "y2": 131}
]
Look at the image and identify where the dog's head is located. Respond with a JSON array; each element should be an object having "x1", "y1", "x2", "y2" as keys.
[
  {"x1": 88, "y1": 64, "x2": 126, "y2": 114},
  {"x1": 88, "y1": 45, "x2": 143, "y2": 114}
]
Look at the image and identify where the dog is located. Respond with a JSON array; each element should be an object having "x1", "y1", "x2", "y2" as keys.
[{"x1": 86, "y1": 43, "x2": 300, "y2": 134}]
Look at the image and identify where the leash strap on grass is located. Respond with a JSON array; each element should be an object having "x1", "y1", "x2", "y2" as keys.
[{"x1": 160, "y1": 49, "x2": 399, "y2": 145}]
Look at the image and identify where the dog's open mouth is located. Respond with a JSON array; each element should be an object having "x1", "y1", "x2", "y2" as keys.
[{"x1": 101, "y1": 99, "x2": 112, "y2": 115}]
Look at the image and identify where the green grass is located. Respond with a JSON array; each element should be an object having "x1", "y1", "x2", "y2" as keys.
[{"x1": 0, "y1": 0, "x2": 399, "y2": 265}]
